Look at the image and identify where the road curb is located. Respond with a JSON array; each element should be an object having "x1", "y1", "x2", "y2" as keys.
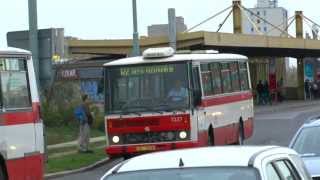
[
  {"x1": 255, "y1": 101, "x2": 320, "y2": 115},
  {"x1": 45, "y1": 157, "x2": 110, "y2": 179}
]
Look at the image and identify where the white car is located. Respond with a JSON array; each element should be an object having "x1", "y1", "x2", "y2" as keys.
[{"x1": 101, "y1": 146, "x2": 311, "y2": 180}]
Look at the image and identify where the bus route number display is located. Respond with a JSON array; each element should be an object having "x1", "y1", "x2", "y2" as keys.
[{"x1": 120, "y1": 65, "x2": 175, "y2": 77}]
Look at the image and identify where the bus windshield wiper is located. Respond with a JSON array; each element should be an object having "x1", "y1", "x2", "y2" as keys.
[
  {"x1": 131, "y1": 105, "x2": 164, "y2": 114},
  {"x1": 120, "y1": 110, "x2": 141, "y2": 116}
]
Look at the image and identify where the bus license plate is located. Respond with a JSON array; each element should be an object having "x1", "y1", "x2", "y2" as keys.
[{"x1": 136, "y1": 145, "x2": 156, "y2": 152}]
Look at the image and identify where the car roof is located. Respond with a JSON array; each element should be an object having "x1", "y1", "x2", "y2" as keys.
[
  {"x1": 0, "y1": 47, "x2": 31, "y2": 55},
  {"x1": 113, "y1": 146, "x2": 296, "y2": 173},
  {"x1": 104, "y1": 53, "x2": 248, "y2": 67}
]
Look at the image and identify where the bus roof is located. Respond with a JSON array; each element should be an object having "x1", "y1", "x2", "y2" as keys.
[
  {"x1": 104, "y1": 53, "x2": 248, "y2": 67},
  {"x1": 0, "y1": 47, "x2": 31, "y2": 55}
]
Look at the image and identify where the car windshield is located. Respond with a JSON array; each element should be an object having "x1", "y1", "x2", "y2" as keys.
[
  {"x1": 105, "y1": 62, "x2": 190, "y2": 114},
  {"x1": 291, "y1": 126, "x2": 320, "y2": 156},
  {"x1": 103, "y1": 167, "x2": 259, "y2": 180}
]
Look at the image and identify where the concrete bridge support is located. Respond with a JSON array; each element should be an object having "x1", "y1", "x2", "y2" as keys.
[{"x1": 232, "y1": 0, "x2": 242, "y2": 34}]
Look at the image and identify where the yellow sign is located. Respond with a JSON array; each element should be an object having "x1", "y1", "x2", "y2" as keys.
[
  {"x1": 136, "y1": 145, "x2": 156, "y2": 152},
  {"x1": 120, "y1": 65, "x2": 175, "y2": 77}
]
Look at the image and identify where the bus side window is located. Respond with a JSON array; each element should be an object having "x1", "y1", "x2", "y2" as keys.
[
  {"x1": 230, "y1": 62, "x2": 241, "y2": 92},
  {"x1": 200, "y1": 64, "x2": 213, "y2": 96},
  {"x1": 209, "y1": 63, "x2": 222, "y2": 95},
  {"x1": 239, "y1": 62, "x2": 249, "y2": 90},
  {"x1": 192, "y1": 66, "x2": 202, "y2": 106},
  {"x1": 220, "y1": 63, "x2": 233, "y2": 93}
]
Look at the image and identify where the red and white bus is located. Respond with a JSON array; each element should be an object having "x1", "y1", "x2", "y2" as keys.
[
  {"x1": 0, "y1": 48, "x2": 44, "y2": 180},
  {"x1": 104, "y1": 47, "x2": 253, "y2": 157}
]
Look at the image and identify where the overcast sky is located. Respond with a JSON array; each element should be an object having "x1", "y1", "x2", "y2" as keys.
[{"x1": 0, "y1": 0, "x2": 319, "y2": 47}]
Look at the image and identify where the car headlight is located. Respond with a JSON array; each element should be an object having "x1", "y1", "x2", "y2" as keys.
[
  {"x1": 112, "y1": 136, "x2": 120, "y2": 143},
  {"x1": 179, "y1": 131, "x2": 187, "y2": 139}
]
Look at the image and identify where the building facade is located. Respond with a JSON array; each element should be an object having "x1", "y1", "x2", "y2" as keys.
[{"x1": 242, "y1": 0, "x2": 288, "y2": 101}]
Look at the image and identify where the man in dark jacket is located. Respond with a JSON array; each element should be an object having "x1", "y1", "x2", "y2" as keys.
[
  {"x1": 256, "y1": 80, "x2": 264, "y2": 105},
  {"x1": 78, "y1": 94, "x2": 94, "y2": 153}
]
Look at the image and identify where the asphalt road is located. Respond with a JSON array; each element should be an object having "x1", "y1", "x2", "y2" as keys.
[
  {"x1": 48, "y1": 158, "x2": 123, "y2": 180},
  {"x1": 246, "y1": 105, "x2": 320, "y2": 146},
  {"x1": 50, "y1": 104, "x2": 320, "y2": 180}
]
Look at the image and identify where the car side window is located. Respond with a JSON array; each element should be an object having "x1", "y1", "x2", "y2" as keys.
[
  {"x1": 266, "y1": 163, "x2": 281, "y2": 180},
  {"x1": 274, "y1": 160, "x2": 301, "y2": 180}
]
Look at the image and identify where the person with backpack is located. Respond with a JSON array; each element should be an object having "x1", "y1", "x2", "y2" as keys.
[{"x1": 75, "y1": 94, "x2": 94, "y2": 153}]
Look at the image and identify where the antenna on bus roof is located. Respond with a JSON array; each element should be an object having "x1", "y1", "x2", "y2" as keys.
[{"x1": 179, "y1": 158, "x2": 185, "y2": 167}]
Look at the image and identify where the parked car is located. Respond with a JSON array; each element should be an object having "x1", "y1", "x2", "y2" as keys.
[
  {"x1": 289, "y1": 118, "x2": 320, "y2": 179},
  {"x1": 101, "y1": 146, "x2": 311, "y2": 180}
]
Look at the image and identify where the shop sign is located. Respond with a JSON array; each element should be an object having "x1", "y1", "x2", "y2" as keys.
[{"x1": 59, "y1": 69, "x2": 78, "y2": 80}]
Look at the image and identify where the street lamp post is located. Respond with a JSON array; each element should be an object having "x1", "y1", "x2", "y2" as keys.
[
  {"x1": 132, "y1": 0, "x2": 140, "y2": 56},
  {"x1": 28, "y1": 0, "x2": 40, "y2": 88}
]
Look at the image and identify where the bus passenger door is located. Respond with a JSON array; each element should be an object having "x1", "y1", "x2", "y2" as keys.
[{"x1": 191, "y1": 65, "x2": 205, "y2": 145}]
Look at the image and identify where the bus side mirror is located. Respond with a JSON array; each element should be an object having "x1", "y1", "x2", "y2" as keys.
[{"x1": 193, "y1": 90, "x2": 202, "y2": 106}]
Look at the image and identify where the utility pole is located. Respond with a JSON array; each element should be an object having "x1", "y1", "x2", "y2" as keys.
[
  {"x1": 295, "y1": 11, "x2": 305, "y2": 100},
  {"x1": 168, "y1": 8, "x2": 177, "y2": 51},
  {"x1": 132, "y1": 0, "x2": 140, "y2": 56},
  {"x1": 28, "y1": 0, "x2": 40, "y2": 88}
]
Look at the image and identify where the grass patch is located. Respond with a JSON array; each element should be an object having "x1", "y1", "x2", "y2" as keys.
[
  {"x1": 46, "y1": 125, "x2": 105, "y2": 145},
  {"x1": 46, "y1": 148, "x2": 107, "y2": 174}
]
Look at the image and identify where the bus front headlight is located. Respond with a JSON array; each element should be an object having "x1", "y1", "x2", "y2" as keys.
[
  {"x1": 179, "y1": 131, "x2": 187, "y2": 139},
  {"x1": 112, "y1": 136, "x2": 120, "y2": 143}
]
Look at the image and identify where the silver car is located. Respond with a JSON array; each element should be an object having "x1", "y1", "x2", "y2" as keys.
[{"x1": 289, "y1": 118, "x2": 320, "y2": 179}]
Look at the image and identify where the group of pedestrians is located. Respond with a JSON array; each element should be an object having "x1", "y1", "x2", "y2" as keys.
[
  {"x1": 256, "y1": 78, "x2": 284, "y2": 105},
  {"x1": 256, "y1": 80, "x2": 272, "y2": 105},
  {"x1": 305, "y1": 79, "x2": 320, "y2": 100}
]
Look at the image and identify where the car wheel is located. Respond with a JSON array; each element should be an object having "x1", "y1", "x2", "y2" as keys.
[{"x1": 238, "y1": 121, "x2": 244, "y2": 145}]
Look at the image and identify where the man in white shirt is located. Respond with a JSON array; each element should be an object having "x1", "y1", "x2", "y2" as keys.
[{"x1": 168, "y1": 80, "x2": 188, "y2": 102}]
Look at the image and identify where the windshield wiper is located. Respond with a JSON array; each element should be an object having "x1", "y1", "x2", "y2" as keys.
[{"x1": 154, "y1": 104, "x2": 187, "y2": 113}]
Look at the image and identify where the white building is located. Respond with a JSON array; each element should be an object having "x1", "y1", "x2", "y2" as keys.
[{"x1": 242, "y1": 0, "x2": 288, "y2": 37}]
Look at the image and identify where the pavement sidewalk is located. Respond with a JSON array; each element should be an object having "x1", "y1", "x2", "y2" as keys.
[
  {"x1": 254, "y1": 100, "x2": 320, "y2": 115},
  {"x1": 48, "y1": 136, "x2": 106, "y2": 150}
]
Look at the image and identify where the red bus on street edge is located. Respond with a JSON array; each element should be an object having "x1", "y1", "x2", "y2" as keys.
[{"x1": 0, "y1": 48, "x2": 44, "y2": 180}]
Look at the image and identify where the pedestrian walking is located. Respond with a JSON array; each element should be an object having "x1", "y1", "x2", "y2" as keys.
[
  {"x1": 262, "y1": 80, "x2": 271, "y2": 105},
  {"x1": 277, "y1": 77, "x2": 284, "y2": 102},
  {"x1": 312, "y1": 81, "x2": 318, "y2": 99},
  {"x1": 256, "y1": 80, "x2": 264, "y2": 105},
  {"x1": 305, "y1": 79, "x2": 311, "y2": 100},
  {"x1": 74, "y1": 94, "x2": 94, "y2": 153}
]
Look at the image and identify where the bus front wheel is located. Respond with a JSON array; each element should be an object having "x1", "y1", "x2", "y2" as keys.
[
  {"x1": 238, "y1": 120, "x2": 244, "y2": 145},
  {"x1": 0, "y1": 163, "x2": 6, "y2": 180}
]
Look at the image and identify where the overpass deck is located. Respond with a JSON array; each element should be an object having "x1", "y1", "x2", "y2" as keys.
[{"x1": 68, "y1": 31, "x2": 320, "y2": 58}]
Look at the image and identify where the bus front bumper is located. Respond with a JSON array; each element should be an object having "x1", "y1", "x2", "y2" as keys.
[{"x1": 106, "y1": 141, "x2": 198, "y2": 157}]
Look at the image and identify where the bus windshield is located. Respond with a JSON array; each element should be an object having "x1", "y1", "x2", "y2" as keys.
[{"x1": 105, "y1": 62, "x2": 190, "y2": 114}]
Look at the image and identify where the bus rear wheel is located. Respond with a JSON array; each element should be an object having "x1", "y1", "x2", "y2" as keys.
[{"x1": 208, "y1": 127, "x2": 214, "y2": 146}]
